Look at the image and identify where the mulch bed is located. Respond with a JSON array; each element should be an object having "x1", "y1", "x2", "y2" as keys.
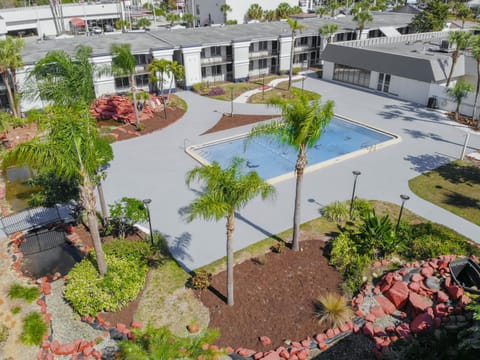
[
  {"x1": 196, "y1": 239, "x2": 343, "y2": 350},
  {"x1": 201, "y1": 114, "x2": 278, "y2": 135}
]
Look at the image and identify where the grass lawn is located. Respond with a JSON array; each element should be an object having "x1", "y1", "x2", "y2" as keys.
[
  {"x1": 249, "y1": 81, "x2": 320, "y2": 104},
  {"x1": 409, "y1": 160, "x2": 480, "y2": 225}
]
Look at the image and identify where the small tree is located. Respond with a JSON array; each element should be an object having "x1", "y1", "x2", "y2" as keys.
[
  {"x1": 287, "y1": 18, "x2": 305, "y2": 90},
  {"x1": 319, "y1": 23, "x2": 339, "y2": 45},
  {"x1": 136, "y1": 18, "x2": 151, "y2": 29},
  {"x1": 352, "y1": 1, "x2": 373, "y2": 40},
  {"x1": 148, "y1": 58, "x2": 170, "y2": 95},
  {"x1": 106, "y1": 197, "x2": 148, "y2": 239},
  {"x1": 410, "y1": 0, "x2": 449, "y2": 32},
  {"x1": 182, "y1": 12, "x2": 195, "y2": 27},
  {"x1": 0, "y1": 36, "x2": 24, "y2": 118},
  {"x1": 448, "y1": 80, "x2": 473, "y2": 121},
  {"x1": 220, "y1": 3, "x2": 232, "y2": 23},
  {"x1": 455, "y1": 3, "x2": 473, "y2": 29}
]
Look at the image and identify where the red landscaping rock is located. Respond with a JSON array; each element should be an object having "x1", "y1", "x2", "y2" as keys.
[
  {"x1": 297, "y1": 349, "x2": 309, "y2": 360},
  {"x1": 238, "y1": 348, "x2": 256, "y2": 357},
  {"x1": 353, "y1": 294, "x2": 364, "y2": 305},
  {"x1": 408, "y1": 282, "x2": 421, "y2": 292},
  {"x1": 365, "y1": 313, "x2": 376, "y2": 323},
  {"x1": 279, "y1": 349, "x2": 290, "y2": 359},
  {"x1": 254, "y1": 352, "x2": 264, "y2": 360},
  {"x1": 445, "y1": 276, "x2": 452, "y2": 288},
  {"x1": 339, "y1": 322, "x2": 350, "y2": 333},
  {"x1": 92, "y1": 350, "x2": 102, "y2": 360},
  {"x1": 395, "y1": 323, "x2": 411, "y2": 339},
  {"x1": 461, "y1": 295, "x2": 471, "y2": 306},
  {"x1": 375, "y1": 295, "x2": 396, "y2": 315},
  {"x1": 399, "y1": 269, "x2": 409, "y2": 276},
  {"x1": 374, "y1": 327, "x2": 387, "y2": 337},
  {"x1": 83, "y1": 346, "x2": 94, "y2": 356},
  {"x1": 260, "y1": 336, "x2": 272, "y2": 347},
  {"x1": 300, "y1": 338, "x2": 311, "y2": 347},
  {"x1": 131, "y1": 320, "x2": 143, "y2": 329},
  {"x1": 315, "y1": 334, "x2": 326, "y2": 343},
  {"x1": 448, "y1": 285, "x2": 464, "y2": 300},
  {"x1": 333, "y1": 328, "x2": 341, "y2": 336},
  {"x1": 373, "y1": 286, "x2": 381, "y2": 295},
  {"x1": 288, "y1": 355, "x2": 299, "y2": 360},
  {"x1": 318, "y1": 342, "x2": 327, "y2": 351},
  {"x1": 370, "y1": 305, "x2": 385, "y2": 318},
  {"x1": 326, "y1": 329, "x2": 335, "y2": 338},
  {"x1": 385, "y1": 281, "x2": 409, "y2": 308},
  {"x1": 385, "y1": 326, "x2": 395, "y2": 333},
  {"x1": 187, "y1": 322, "x2": 200, "y2": 334},
  {"x1": 291, "y1": 341, "x2": 302, "y2": 348},
  {"x1": 420, "y1": 267, "x2": 434, "y2": 278},
  {"x1": 411, "y1": 312, "x2": 434, "y2": 333},
  {"x1": 355, "y1": 309, "x2": 365, "y2": 317},
  {"x1": 41, "y1": 341, "x2": 50, "y2": 350},
  {"x1": 409, "y1": 292, "x2": 431, "y2": 313},
  {"x1": 411, "y1": 274, "x2": 423, "y2": 282},
  {"x1": 290, "y1": 347, "x2": 301, "y2": 356},
  {"x1": 437, "y1": 290, "x2": 449, "y2": 303},
  {"x1": 363, "y1": 322, "x2": 375, "y2": 338}
]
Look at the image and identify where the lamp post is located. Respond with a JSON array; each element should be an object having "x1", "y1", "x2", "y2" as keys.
[
  {"x1": 349, "y1": 170, "x2": 361, "y2": 219},
  {"x1": 262, "y1": 73, "x2": 265, "y2": 100},
  {"x1": 143, "y1": 199, "x2": 153, "y2": 246},
  {"x1": 396, "y1": 194, "x2": 410, "y2": 234}
]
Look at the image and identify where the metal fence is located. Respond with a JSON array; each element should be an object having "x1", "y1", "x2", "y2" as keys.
[{"x1": 20, "y1": 227, "x2": 68, "y2": 256}]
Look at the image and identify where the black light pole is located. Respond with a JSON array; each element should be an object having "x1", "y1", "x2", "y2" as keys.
[
  {"x1": 396, "y1": 194, "x2": 410, "y2": 234},
  {"x1": 230, "y1": 86, "x2": 234, "y2": 116},
  {"x1": 349, "y1": 170, "x2": 361, "y2": 218},
  {"x1": 143, "y1": 198, "x2": 153, "y2": 246},
  {"x1": 301, "y1": 77, "x2": 305, "y2": 95},
  {"x1": 262, "y1": 73, "x2": 265, "y2": 100}
]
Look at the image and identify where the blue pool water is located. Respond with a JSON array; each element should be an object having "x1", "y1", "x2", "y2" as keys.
[{"x1": 189, "y1": 117, "x2": 395, "y2": 180}]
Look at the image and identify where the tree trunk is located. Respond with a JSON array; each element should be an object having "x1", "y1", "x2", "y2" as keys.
[
  {"x1": 292, "y1": 148, "x2": 307, "y2": 252},
  {"x1": 288, "y1": 32, "x2": 295, "y2": 90},
  {"x1": 226, "y1": 213, "x2": 235, "y2": 306},
  {"x1": 11, "y1": 69, "x2": 21, "y2": 117},
  {"x1": 474, "y1": 61, "x2": 480, "y2": 129},
  {"x1": 455, "y1": 103, "x2": 460, "y2": 121},
  {"x1": 80, "y1": 179, "x2": 107, "y2": 276},
  {"x1": 1, "y1": 73, "x2": 18, "y2": 118},
  {"x1": 131, "y1": 75, "x2": 140, "y2": 128},
  {"x1": 446, "y1": 52, "x2": 458, "y2": 87},
  {"x1": 97, "y1": 180, "x2": 108, "y2": 225}
]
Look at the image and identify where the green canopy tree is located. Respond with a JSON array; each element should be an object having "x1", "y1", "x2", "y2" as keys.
[
  {"x1": 446, "y1": 31, "x2": 472, "y2": 87},
  {"x1": 447, "y1": 80, "x2": 473, "y2": 121},
  {"x1": 3, "y1": 106, "x2": 113, "y2": 276},
  {"x1": 110, "y1": 43, "x2": 140, "y2": 128},
  {"x1": 246, "y1": 3, "x2": 264, "y2": 21},
  {"x1": 0, "y1": 36, "x2": 24, "y2": 118},
  {"x1": 248, "y1": 95, "x2": 334, "y2": 252},
  {"x1": 185, "y1": 158, "x2": 276, "y2": 306},
  {"x1": 220, "y1": 3, "x2": 232, "y2": 23},
  {"x1": 287, "y1": 18, "x2": 305, "y2": 90},
  {"x1": 410, "y1": 0, "x2": 449, "y2": 32},
  {"x1": 27, "y1": 45, "x2": 95, "y2": 107}
]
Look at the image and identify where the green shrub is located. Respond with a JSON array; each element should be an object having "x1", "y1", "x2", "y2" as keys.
[
  {"x1": 8, "y1": 284, "x2": 40, "y2": 303},
  {"x1": 192, "y1": 82, "x2": 209, "y2": 96},
  {"x1": 188, "y1": 270, "x2": 212, "y2": 291},
  {"x1": 103, "y1": 239, "x2": 152, "y2": 263},
  {"x1": 105, "y1": 197, "x2": 149, "y2": 239},
  {"x1": 118, "y1": 325, "x2": 222, "y2": 360},
  {"x1": 322, "y1": 201, "x2": 349, "y2": 222},
  {"x1": 20, "y1": 312, "x2": 48, "y2": 346},
  {"x1": 11, "y1": 306, "x2": 21, "y2": 315},
  {"x1": 292, "y1": 67, "x2": 301, "y2": 75},
  {"x1": 64, "y1": 255, "x2": 148, "y2": 316},
  {"x1": 0, "y1": 324, "x2": 9, "y2": 344},
  {"x1": 351, "y1": 198, "x2": 373, "y2": 220}
]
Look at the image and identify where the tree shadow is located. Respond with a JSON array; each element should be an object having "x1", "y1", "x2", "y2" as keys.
[
  {"x1": 163, "y1": 232, "x2": 193, "y2": 272},
  {"x1": 444, "y1": 192, "x2": 479, "y2": 209},
  {"x1": 404, "y1": 153, "x2": 452, "y2": 173},
  {"x1": 308, "y1": 198, "x2": 327, "y2": 215},
  {"x1": 435, "y1": 162, "x2": 480, "y2": 185},
  {"x1": 234, "y1": 212, "x2": 283, "y2": 242},
  {"x1": 379, "y1": 103, "x2": 444, "y2": 123}
]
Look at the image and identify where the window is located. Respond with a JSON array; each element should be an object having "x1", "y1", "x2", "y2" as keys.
[
  {"x1": 333, "y1": 64, "x2": 370, "y2": 88},
  {"x1": 212, "y1": 65, "x2": 222, "y2": 76},
  {"x1": 300, "y1": 37, "x2": 308, "y2": 46},
  {"x1": 249, "y1": 60, "x2": 254, "y2": 71},
  {"x1": 249, "y1": 43, "x2": 254, "y2": 52},
  {"x1": 135, "y1": 73, "x2": 149, "y2": 88},
  {"x1": 114, "y1": 76, "x2": 130, "y2": 90},
  {"x1": 201, "y1": 67, "x2": 207, "y2": 78},
  {"x1": 212, "y1": 46, "x2": 221, "y2": 57},
  {"x1": 377, "y1": 73, "x2": 391, "y2": 93},
  {"x1": 201, "y1": 48, "x2": 206, "y2": 58},
  {"x1": 259, "y1": 59, "x2": 267, "y2": 69},
  {"x1": 259, "y1": 41, "x2": 268, "y2": 51},
  {"x1": 134, "y1": 54, "x2": 150, "y2": 66}
]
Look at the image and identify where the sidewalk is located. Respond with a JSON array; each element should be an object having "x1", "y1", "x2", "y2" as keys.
[{"x1": 233, "y1": 75, "x2": 306, "y2": 103}]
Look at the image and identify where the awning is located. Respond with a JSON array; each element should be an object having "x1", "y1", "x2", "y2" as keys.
[
  {"x1": 379, "y1": 27, "x2": 401, "y2": 37},
  {"x1": 70, "y1": 17, "x2": 86, "y2": 27}
]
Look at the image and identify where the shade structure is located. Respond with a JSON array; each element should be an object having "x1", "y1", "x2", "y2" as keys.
[{"x1": 70, "y1": 17, "x2": 86, "y2": 27}]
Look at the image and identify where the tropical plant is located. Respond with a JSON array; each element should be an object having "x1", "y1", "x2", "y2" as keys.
[
  {"x1": 246, "y1": 3, "x2": 264, "y2": 21},
  {"x1": 20, "y1": 312, "x2": 48, "y2": 346},
  {"x1": 248, "y1": 95, "x2": 334, "y2": 252},
  {"x1": 319, "y1": 23, "x2": 339, "y2": 45},
  {"x1": 448, "y1": 80, "x2": 473, "y2": 121},
  {"x1": 167, "y1": 60, "x2": 185, "y2": 100},
  {"x1": 182, "y1": 12, "x2": 195, "y2": 27},
  {"x1": 472, "y1": 35, "x2": 480, "y2": 127},
  {"x1": 446, "y1": 31, "x2": 472, "y2": 87},
  {"x1": 115, "y1": 19, "x2": 130, "y2": 31},
  {"x1": 8, "y1": 284, "x2": 40, "y2": 303},
  {"x1": 410, "y1": 0, "x2": 449, "y2": 32},
  {"x1": 225, "y1": 20, "x2": 238, "y2": 25},
  {"x1": 315, "y1": 7, "x2": 329, "y2": 18},
  {"x1": 188, "y1": 270, "x2": 212, "y2": 290},
  {"x1": 315, "y1": 292, "x2": 353, "y2": 328},
  {"x1": 322, "y1": 201, "x2": 349, "y2": 222},
  {"x1": 148, "y1": 58, "x2": 170, "y2": 96},
  {"x1": 0, "y1": 36, "x2": 24, "y2": 117},
  {"x1": 25, "y1": 171, "x2": 79, "y2": 207},
  {"x1": 276, "y1": 2, "x2": 293, "y2": 19},
  {"x1": 287, "y1": 18, "x2": 305, "y2": 90},
  {"x1": 328, "y1": 0, "x2": 340, "y2": 17},
  {"x1": 264, "y1": 9, "x2": 277, "y2": 21},
  {"x1": 105, "y1": 197, "x2": 149, "y2": 238},
  {"x1": 118, "y1": 325, "x2": 223, "y2": 360},
  {"x1": 165, "y1": 12, "x2": 181, "y2": 26},
  {"x1": 455, "y1": 3, "x2": 472, "y2": 29},
  {"x1": 356, "y1": 210, "x2": 398, "y2": 258},
  {"x1": 3, "y1": 106, "x2": 113, "y2": 276},
  {"x1": 110, "y1": 43, "x2": 140, "y2": 128},
  {"x1": 27, "y1": 45, "x2": 95, "y2": 107},
  {"x1": 352, "y1": 1, "x2": 373, "y2": 40},
  {"x1": 220, "y1": 3, "x2": 232, "y2": 23},
  {"x1": 185, "y1": 157, "x2": 276, "y2": 306},
  {"x1": 136, "y1": 17, "x2": 151, "y2": 29}
]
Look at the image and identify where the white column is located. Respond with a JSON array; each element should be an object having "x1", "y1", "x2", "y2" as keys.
[
  {"x1": 232, "y1": 40, "x2": 250, "y2": 81},
  {"x1": 278, "y1": 35, "x2": 292, "y2": 74},
  {"x1": 91, "y1": 55, "x2": 115, "y2": 96},
  {"x1": 181, "y1": 46, "x2": 202, "y2": 88}
]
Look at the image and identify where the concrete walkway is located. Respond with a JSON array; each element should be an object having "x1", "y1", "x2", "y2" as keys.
[
  {"x1": 233, "y1": 75, "x2": 306, "y2": 103},
  {"x1": 103, "y1": 77, "x2": 480, "y2": 270}
]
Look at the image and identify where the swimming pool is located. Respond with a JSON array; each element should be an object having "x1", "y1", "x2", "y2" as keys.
[{"x1": 186, "y1": 116, "x2": 400, "y2": 183}]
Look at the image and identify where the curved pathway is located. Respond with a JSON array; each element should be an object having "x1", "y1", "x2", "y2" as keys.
[{"x1": 103, "y1": 78, "x2": 480, "y2": 270}]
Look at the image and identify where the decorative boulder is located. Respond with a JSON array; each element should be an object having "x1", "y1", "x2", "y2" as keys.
[{"x1": 385, "y1": 281, "x2": 409, "y2": 308}]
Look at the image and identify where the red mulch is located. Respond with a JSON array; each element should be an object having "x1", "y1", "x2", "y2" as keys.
[
  {"x1": 201, "y1": 114, "x2": 278, "y2": 135},
  {"x1": 197, "y1": 239, "x2": 342, "y2": 350}
]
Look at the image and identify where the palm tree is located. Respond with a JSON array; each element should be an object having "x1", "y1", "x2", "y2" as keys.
[
  {"x1": 287, "y1": 18, "x2": 305, "y2": 90},
  {"x1": 315, "y1": 7, "x2": 329, "y2": 18},
  {"x1": 0, "y1": 36, "x2": 24, "y2": 118},
  {"x1": 470, "y1": 35, "x2": 480, "y2": 128},
  {"x1": 3, "y1": 105, "x2": 113, "y2": 276},
  {"x1": 246, "y1": 3, "x2": 264, "y2": 21},
  {"x1": 352, "y1": 3, "x2": 373, "y2": 40},
  {"x1": 182, "y1": 12, "x2": 195, "y2": 27},
  {"x1": 27, "y1": 45, "x2": 95, "y2": 107},
  {"x1": 136, "y1": 18, "x2": 151, "y2": 29},
  {"x1": 147, "y1": 58, "x2": 170, "y2": 96},
  {"x1": 447, "y1": 80, "x2": 473, "y2": 121},
  {"x1": 248, "y1": 95, "x2": 334, "y2": 252},
  {"x1": 185, "y1": 158, "x2": 276, "y2": 306},
  {"x1": 167, "y1": 60, "x2": 185, "y2": 100},
  {"x1": 329, "y1": 0, "x2": 340, "y2": 17},
  {"x1": 110, "y1": 43, "x2": 140, "y2": 128},
  {"x1": 276, "y1": 2, "x2": 293, "y2": 19},
  {"x1": 319, "y1": 23, "x2": 339, "y2": 46},
  {"x1": 220, "y1": 4, "x2": 232, "y2": 23},
  {"x1": 446, "y1": 31, "x2": 472, "y2": 87},
  {"x1": 165, "y1": 12, "x2": 181, "y2": 26}
]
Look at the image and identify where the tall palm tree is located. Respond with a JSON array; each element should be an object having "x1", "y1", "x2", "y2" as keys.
[
  {"x1": 470, "y1": 35, "x2": 480, "y2": 128},
  {"x1": 287, "y1": 18, "x2": 305, "y2": 90},
  {"x1": 248, "y1": 95, "x2": 334, "y2": 252},
  {"x1": 276, "y1": 2, "x2": 292, "y2": 19},
  {"x1": 185, "y1": 158, "x2": 275, "y2": 306},
  {"x1": 246, "y1": 3, "x2": 264, "y2": 21},
  {"x1": 220, "y1": 4, "x2": 232, "y2": 23},
  {"x1": 167, "y1": 61, "x2": 185, "y2": 100},
  {"x1": 352, "y1": 3, "x2": 373, "y2": 40},
  {"x1": 110, "y1": 43, "x2": 140, "y2": 128},
  {"x1": 446, "y1": 31, "x2": 472, "y2": 87},
  {"x1": 27, "y1": 45, "x2": 95, "y2": 107},
  {"x1": 319, "y1": 23, "x2": 339, "y2": 46},
  {"x1": 0, "y1": 36, "x2": 24, "y2": 118},
  {"x1": 148, "y1": 58, "x2": 170, "y2": 96},
  {"x1": 447, "y1": 80, "x2": 473, "y2": 121},
  {"x1": 3, "y1": 105, "x2": 113, "y2": 276}
]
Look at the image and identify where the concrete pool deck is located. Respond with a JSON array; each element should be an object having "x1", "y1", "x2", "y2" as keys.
[{"x1": 103, "y1": 78, "x2": 480, "y2": 270}]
